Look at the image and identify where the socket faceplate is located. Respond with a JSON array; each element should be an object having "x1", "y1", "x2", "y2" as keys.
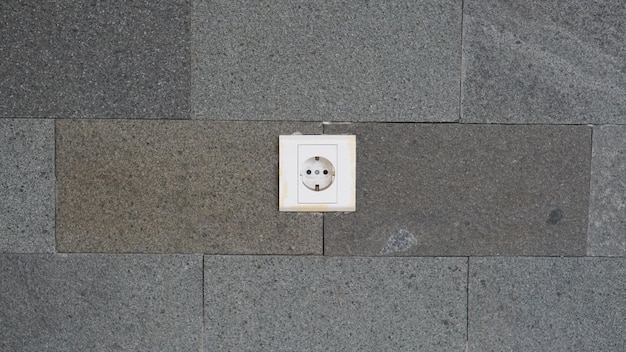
[{"x1": 279, "y1": 135, "x2": 356, "y2": 212}]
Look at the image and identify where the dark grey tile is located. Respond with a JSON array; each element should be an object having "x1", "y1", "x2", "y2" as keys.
[
  {"x1": 56, "y1": 120, "x2": 322, "y2": 254},
  {"x1": 0, "y1": 254, "x2": 202, "y2": 352},
  {"x1": 588, "y1": 125, "x2": 626, "y2": 256},
  {"x1": 193, "y1": 0, "x2": 461, "y2": 122},
  {"x1": 462, "y1": 0, "x2": 626, "y2": 124},
  {"x1": 0, "y1": 1, "x2": 190, "y2": 118},
  {"x1": 205, "y1": 255, "x2": 467, "y2": 352},
  {"x1": 0, "y1": 119, "x2": 54, "y2": 253},
  {"x1": 324, "y1": 123, "x2": 591, "y2": 256},
  {"x1": 469, "y1": 257, "x2": 626, "y2": 351}
]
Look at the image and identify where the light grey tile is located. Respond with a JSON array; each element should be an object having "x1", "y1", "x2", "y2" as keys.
[
  {"x1": 325, "y1": 123, "x2": 591, "y2": 256},
  {"x1": 56, "y1": 120, "x2": 322, "y2": 254},
  {"x1": 0, "y1": 119, "x2": 54, "y2": 253},
  {"x1": 205, "y1": 256, "x2": 467, "y2": 352},
  {"x1": 0, "y1": 1, "x2": 190, "y2": 118},
  {"x1": 469, "y1": 257, "x2": 626, "y2": 351},
  {"x1": 588, "y1": 125, "x2": 626, "y2": 256},
  {"x1": 193, "y1": 0, "x2": 461, "y2": 122},
  {"x1": 462, "y1": 0, "x2": 626, "y2": 124},
  {"x1": 0, "y1": 254, "x2": 202, "y2": 352}
]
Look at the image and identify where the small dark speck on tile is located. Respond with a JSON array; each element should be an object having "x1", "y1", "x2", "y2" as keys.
[{"x1": 547, "y1": 208, "x2": 563, "y2": 225}]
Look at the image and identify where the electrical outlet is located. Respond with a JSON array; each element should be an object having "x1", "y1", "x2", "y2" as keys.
[{"x1": 279, "y1": 135, "x2": 356, "y2": 212}]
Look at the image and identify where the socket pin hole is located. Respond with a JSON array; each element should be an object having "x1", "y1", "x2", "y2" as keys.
[
  {"x1": 306, "y1": 170, "x2": 311, "y2": 175},
  {"x1": 323, "y1": 170, "x2": 328, "y2": 175}
]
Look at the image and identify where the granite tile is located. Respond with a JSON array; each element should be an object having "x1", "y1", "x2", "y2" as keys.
[
  {"x1": 588, "y1": 125, "x2": 626, "y2": 256},
  {"x1": 0, "y1": 254, "x2": 202, "y2": 352},
  {"x1": 193, "y1": 0, "x2": 461, "y2": 122},
  {"x1": 0, "y1": 1, "x2": 190, "y2": 118},
  {"x1": 324, "y1": 123, "x2": 591, "y2": 256},
  {"x1": 205, "y1": 255, "x2": 467, "y2": 351},
  {"x1": 462, "y1": 0, "x2": 626, "y2": 124},
  {"x1": 0, "y1": 119, "x2": 55, "y2": 253},
  {"x1": 56, "y1": 120, "x2": 322, "y2": 254},
  {"x1": 469, "y1": 257, "x2": 626, "y2": 351}
]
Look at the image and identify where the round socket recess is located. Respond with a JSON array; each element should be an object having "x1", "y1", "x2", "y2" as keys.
[{"x1": 301, "y1": 156, "x2": 335, "y2": 191}]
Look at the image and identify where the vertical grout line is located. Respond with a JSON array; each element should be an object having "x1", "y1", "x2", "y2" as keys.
[
  {"x1": 322, "y1": 214, "x2": 325, "y2": 256},
  {"x1": 466, "y1": 256, "x2": 470, "y2": 351},
  {"x1": 458, "y1": 0, "x2": 466, "y2": 123},
  {"x1": 322, "y1": 122, "x2": 326, "y2": 256},
  {"x1": 586, "y1": 125, "x2": 595, "y2": 257},
  {"x1": 188, "y1": 0, "x2": 195, "y2": 120},
  {"x1": 201, "y1": 254, "x2": 205, "y2": 352},
  {"x1": 53, "y1": 119, "x2": 58, "y2": 254}
]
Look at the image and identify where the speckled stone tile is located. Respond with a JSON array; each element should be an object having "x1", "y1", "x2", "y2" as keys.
[
  {"x1": 193, "y1": 0, "x2": 461, "y2": 122},
  {"x1": 0, "y1": 119, "x2": 55, "y2": 253},
  {"x1": 0, "y1": 1, "x2": 190, "y2": 118},
  {"x1": 588, "y1": 125, "x2": 626, "y2": 256},
  {"x1": 205, "y1": 255, "x2": 467, "y2": 352},
  {"x1": 0, "y1": 254, "x2": 202, "y2": 352},
  {"x1": 469, "y1": 257, "x2": 626, "y2": 351},
  {"x1": 56, "y1": 120, "x2": 321, "y2": 254},
  {"x1": 324, "y1": 123, "x2": 591, "y2": 256},
  {"x1": 462, "y1": 0, "x2": 626, "y2": 124}
]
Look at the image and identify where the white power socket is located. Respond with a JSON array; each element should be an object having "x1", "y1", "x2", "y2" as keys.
[{"x1": 279, "y1": 135, "x2": 356, "y2": 212}]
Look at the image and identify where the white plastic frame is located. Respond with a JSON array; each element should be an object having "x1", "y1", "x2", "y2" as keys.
[{"x1": 279, "y1": 135, "x2": 356, "y2": 212}]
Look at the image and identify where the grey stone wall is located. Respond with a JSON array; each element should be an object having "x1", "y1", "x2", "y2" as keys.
[{"x1": 1, "y1": 1, "x2": 625, "y2": 350}]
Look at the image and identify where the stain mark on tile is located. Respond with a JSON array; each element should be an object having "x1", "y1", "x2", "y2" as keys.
[
  {"x1": 381, "y1": 229, "x2": 417, "y2": 255},
  {"x1": 547, "y1": 208, "x2": 563, "y2": 225}
]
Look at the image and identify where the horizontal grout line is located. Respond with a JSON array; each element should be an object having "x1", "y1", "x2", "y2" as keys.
[
  {"x1": 4, "y1": 116, "x2": 626, "y2": 127},
  {"x1": 0, "y1": 252, "x2": 203, "y2": 256},
  {"x1": 3, "y1": 253, "x2": 625, "y2": 259},
  {"x1": 8, "y1": 117, "x2": 623, "y2": 127}
]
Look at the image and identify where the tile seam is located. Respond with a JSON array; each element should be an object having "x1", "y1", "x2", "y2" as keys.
[
  {"x1": 201, "y1": 255, "x2": 205, "y2": 352},
  {"x1": 322, "y1": 214, "x2": 325, "y2": 256},
  {"x1": 458, "y1": 0, "x2": 466, "y2": 123},
  {"x1": 586, "y1": 126, "x2": 595, "y2": 256},
  {"x1": 53, "y1": 118, "x2": 58, "y2": 254},
  {"x1": 322, "y1": 122, "x2": 326, "y2": 256},
  {"x1": 2, "y1": 254, "x2": 614, "y2": 258},
  {"x1": 465, "y1": 256, "x2": 470, "y2": 351},
  {"x1": 3, "y1": 118, "x2": 626, "y2": 125},
  {"x1": 188, "y1": 0, "x2": 194, "y2": 121}
]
